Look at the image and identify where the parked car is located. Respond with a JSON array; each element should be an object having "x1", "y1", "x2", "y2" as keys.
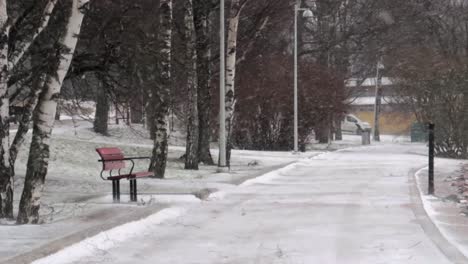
[{"x1": 341, "y1": 114, "x2": 371, "y2": 135}]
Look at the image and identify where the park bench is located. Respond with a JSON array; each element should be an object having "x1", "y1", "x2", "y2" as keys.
[{"x1": 96, "y1": 147, "x2": 154, "y2": 202}]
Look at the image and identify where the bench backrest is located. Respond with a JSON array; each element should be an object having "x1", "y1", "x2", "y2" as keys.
[{"x1": 96, "y1": 147, "x2": 126, "y2": 171}]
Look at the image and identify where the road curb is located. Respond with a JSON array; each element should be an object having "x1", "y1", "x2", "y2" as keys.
[{"x1": 409, "y1": 167, "x2": 468, "y2": 264}]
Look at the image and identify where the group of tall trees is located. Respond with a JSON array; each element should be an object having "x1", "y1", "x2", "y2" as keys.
[
  {"x1": 2, "y1": 0, "x2": 466, "y2": 224},
  {"x1": 0, "y1": 0, "x2": 291, "y2": 224},
  {"x1": 0, "y1": 0, "x2": 89, "y2": 223},
  {"x1": 380, "y1": 0, "x2": 468, "y2": 158}
]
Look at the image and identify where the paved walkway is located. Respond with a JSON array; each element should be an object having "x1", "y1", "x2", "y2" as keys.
[{"x1": 45, "y1": 144, "x2": 464, "y2": 263}]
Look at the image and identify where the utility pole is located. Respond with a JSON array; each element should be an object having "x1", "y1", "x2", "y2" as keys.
[
  {"x1": 373, "y1": 60, "x2": 384, "y2": 141},
  {"x1": 218, "y1": 0, "x2": 227, "y2": 170}
]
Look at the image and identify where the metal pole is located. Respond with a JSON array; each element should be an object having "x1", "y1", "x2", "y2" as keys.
[
  {"x1": 428, "y1": 123, "x2": 435, "y2": 195},
  {"x1": 293, "y1": 4, "x2": 299, "y2": 152},
  {"x1": 373, "y1": 61, "x2": 382, "y2": 142},
  {"x1": 218, "y1": 0, "x2": 227, "y2": 168}
]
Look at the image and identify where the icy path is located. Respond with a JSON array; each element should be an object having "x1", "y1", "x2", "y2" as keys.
[{"x1": 42, "y1": 144, "x2": 455, "y2": 264}]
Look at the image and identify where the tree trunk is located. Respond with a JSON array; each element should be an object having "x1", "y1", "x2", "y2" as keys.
[
  {"x1": 316, "y1": 121, "x2": 329, "y2": 144},
  {"x1": 149, "y1": 0, "x2": 172, "y2": 178},
  {"x1": 184, "y1": 0, "x2": 199, "y2": 170},
  {"x1": 462, "y1": 87, "x2": 468, "y2": 156},
  {"x1": 54, "y1": 100, "x2": 61, "y2": 120},
  {"x1": 225, "y1": 0, "x2": 245, "y2": 166},
  {"x1": 144, "y1": 79, "x2": 156, "y2": 139},
  {"x1": 17, "y1": 0, "x2": 89, "y2": 224},
  {"x1": 194, "y1": 0, "x2": 213, "y2": 165},
  {"x1": 9, "y1": 74, "x2": 45, "y2": 185},
  {"x1": 130, "y1": 101, "x2": 143, "y2": 124},
  {"x1": 9, "y1": 0, "x2": 58, "y2": 70},
  {"x1": 334, "y1": 115, "x2": 343, "y2": 141},
  {"x1": 0, "y1": 0, "x2": 12, "y2": 219},
  {"x1": 94, "y1": 78, "x2": 109, "y2": 135}
]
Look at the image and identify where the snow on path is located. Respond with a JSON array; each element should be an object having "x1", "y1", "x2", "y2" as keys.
[
  {"x1": 38, "y1": 144, "x2": 456, "y2": 264},
  {"x1": 31, "y1": 207, "x2": 186, "y2": 264}
]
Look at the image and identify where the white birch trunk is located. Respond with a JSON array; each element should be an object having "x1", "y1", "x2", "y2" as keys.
[
  {"x1": 8, "y1": 0, "x2": 58, "y2": 70},
  {"x1": 150, "y1": 0, "x2": 172, "y2": 178},
  {"x1": 224, "y1": 0, "x2": 245, "y2": 165},
  {"x1": 9, "y1": 75, "x2": 45, "y2": 177},
  {"x1": 184, "y1": 0, "x2": 199, "y2": 170},
  {"x1": 17, "y1": 0, "x2": 89, "y2": 224},
  {"x1": 0, "y1": 0, "x2": 12, "y2": 219}
]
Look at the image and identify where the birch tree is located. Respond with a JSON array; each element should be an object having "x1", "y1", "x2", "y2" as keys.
[
  {"x1": 0, "y1": 0, "x2": 11, "y2": 219},
  {"x1": 184, "y1": 0, "x2": 199, "y2": 169},
  {"x1": 149, "y1": 0, "x2": 172, "y2": 178},
  {"x1": 225, "y1": 0, "x2": 248, "y2": 166},
  {"x1": 17, "y1": 0, "x2": 90, "y2": 224},
  {"x1": 0, "y1": 0, "x2": 59, "y2": 219},
  {"x1": 194, "y1": 0, "x2": 214, "y2": 165}
]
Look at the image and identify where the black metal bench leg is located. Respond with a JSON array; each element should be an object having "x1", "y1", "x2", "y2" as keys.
[
  {"x1": 116, "y1": 180, "x2": 120, "y2": 202},
  {"x1": 134, "y1": 179, "x2": 137, "y2": 201},
  {"x1": 129, "y1": 179, "x2": 134, "y2": 201},
  {"x1": 112, "y1": 180, "x2": 120, "y2": 202},
  {"x1": 112, "y1": 180, "x2": 117, "y2": 202},
  {"x1": 130, "y1": 179, "x2": 137, "y2": 202}
]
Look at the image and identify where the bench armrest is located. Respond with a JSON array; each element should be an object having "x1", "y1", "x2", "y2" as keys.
[
  {"x1": 125, "y1": 156, "x2": 151, "y2": 160},
  {"x1": 98, "y1": 157, "x2": 151, "y2": 162},
  {"x1": 98, "y1": 156, "x2": 151, "y2": 180}
]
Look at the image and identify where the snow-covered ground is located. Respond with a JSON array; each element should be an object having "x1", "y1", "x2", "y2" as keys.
[
  {"x1": 415, "y1": 159, "x2": 468, "y2": 262},
  {"x1": 1, "y1": 119, "x2": 326, "y2": 263},
  {"x1": 25, "y1": 143, "x2": 468, "y2": 264},
  {"x1": 5, "y1": 115, "x2": 458, "y2": 264}
]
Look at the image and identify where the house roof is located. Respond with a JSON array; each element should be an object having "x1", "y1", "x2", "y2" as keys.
[
  {"x1": 345, "y1": 77, "x2": 394, "y2": 87},
  {"x1": 347, "y1": 96, "x2": 400, "y2": 106}
]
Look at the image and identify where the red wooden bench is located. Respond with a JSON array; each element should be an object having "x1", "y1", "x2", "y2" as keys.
[{"x1": 96, "y1": 147, "x2": 154, "y2": 202}]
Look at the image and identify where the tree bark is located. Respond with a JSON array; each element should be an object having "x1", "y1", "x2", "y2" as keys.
[
  {"x1": 130, "y1": 101, "x2": 143, "y2": 124},
  {"x1": 184, "y1": 0, "x2": 199, "y2": 170},
  {"x1": 194, "y1": 0, "x2": 214, "y2": 165},
  {"x1": 8, "y1": 0, "x2": 58, "y2": 70},
  {"x1": 461, "y1": 88, "x2": 468, "y2": 157},
  {"x1": 9, "y1": 74, "x2": 45, "y2": 184},
  {"x1": 225, "y1": 0, "x2": 246, "y2": 166},
  {"x1": 17, "y1": 0, "x2": 89, "y2": 224},
  {"x1": 316, "y1": 121, "x2": 329, "y2": 144},
  {"x1": 149, "y1": 0, "x2": 172, "y2": 178},
  {"x1": 0, "y1": 0, "x2": 12, "y2": 219},
  {"x1": 334, "y1": 115, "x2": 343, "y2": 141},
  {"x1": 94, "y1": 78, "x2": 109, "y2": 135}
]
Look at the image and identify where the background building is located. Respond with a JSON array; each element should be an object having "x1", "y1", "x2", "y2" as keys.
[{"x1": 346, "y1": 77, "x2": 415, "y2": 135}]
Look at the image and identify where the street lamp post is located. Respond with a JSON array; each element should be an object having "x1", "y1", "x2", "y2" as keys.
[
  {"x1": 218, "y1": 0, "x2": 227, "y2": 170},
  {"x1": 294, "y1": 4, "x2": 313, "y2": 152}
]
